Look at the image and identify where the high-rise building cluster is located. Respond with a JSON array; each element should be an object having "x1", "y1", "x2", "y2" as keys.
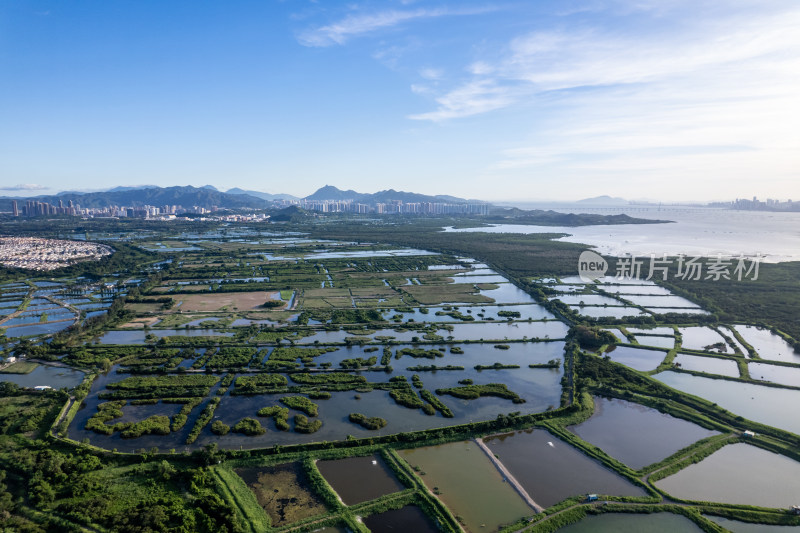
[
  {"x1": 10, "y1": 202, "x2": 219, "y2": 218},
  {"x1": 709, "y1": 197, "x2": 798, "y2": 211},
  {"x1": 285, "y1": 199, "x2": 489, "y2": 215},
  {"x1": 20, "y1": 199, "x2": 78, "y2": 216}
]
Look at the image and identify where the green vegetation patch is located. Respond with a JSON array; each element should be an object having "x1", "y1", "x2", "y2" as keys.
[
  {"x1": 279, "y1": 396, "x2": 319, "y2": 417},
  {"x1": 169, "y1": 397, "x2": 203, "y2": 431},
  {"x1": 232, "y1": 417, "x2": 266, "y2": 436},
  {"x1": 267, "y1": 346, "x2": 338, "y2": 365},
  {"x1": 0, "y1": 361, "x2": 39, "y2": 374},
  {"x1": 396, "y1": 347, "x2": 445, "y2": 359},
  {"x1": 0, "y1": 387, "x2": 62, "y2": 436},
  {"x1": 294, "y1": 414, "x2": 322, "y2": 434},
  {"x1": 232, "y1": 373, "x2": 288, "y2": 395},
  {"x1": 206, "y1": 346, "x2": 258, "y2": 369},
  {"x1": 186, "y1": 397, "x2": 220, "y2": 444},
  {"x1": 436, "y1": 383, "x2": 526, "y2": 403},
  {"x1": 419, "y1": 389, "x2": 454, "y2": 417},
  {"x1": 390, "y1": 385, "x2": 435, "y2": 415},
  {"x1": 339, "y1": 356, "x2": 378, "y2": 369},
  {"x1": 475, "y1": 362, "x2": 520, "y2": 370},
  {"x1": 407, "y1": 364, "x2": 464, "y2": 371},
  {"x1": 85, "y1": 400, "x2": 126, "y2": 435},
  {"x1": 114, "y1": 415, "x2": 171, "y2": 439},
  {"x1": 349, "y1": 412, "x2": 388, "y2": 430},
  {"x1": 257, "y1": 406, "x2": 290, "y2": 431},
  {"x1": 103, "y1": 374, "x2": 220, "y2": 399},
  {"x1": 211, "y1": 420, "x2": 230, "y2": 435},
  {"x1": 289, "y1": 373, "x2": 367, "y2": 385},
  {"x1": 573, "y1": 324, "x2": 621, "y2": 349}
]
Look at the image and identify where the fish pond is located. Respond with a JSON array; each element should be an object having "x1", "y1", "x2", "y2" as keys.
[
  {"x1": 363, "y1": 505, "x2": 439, "y2": 533},
  {"x1": 634, "y1": 336, "x2": 675, "y2": 350},
  {"x1": 234, "y1": 462, "x2": 326, "y2": 527},
  {"x1": 482, "y1": 429, "x2": 647, "y2": 508},
  {"x1": 655, "y1": 443, "x2": 800, "y2": 508},
  {"x1": 672, "y1": 354, "x2": 740, "y2": 377},
  {"x1": 678, "y1": 327, "x2": 733, "y2": 353},
  {"x1": 705, "y1": 516, "x2": 800, "y2": 532},
  {"x1": 734, "y1": 325, "x2": 800, "y2": 363},
  {"x1": 555, "y1": 512, "x2": 703, "y2": 532},
  {"x1": 316, "y1": 454, "x2": 404, "y2": 505},
  {"x1": 0, "y1": 364, "x2": 84, "y2": 389},
  {"x1": 400, "y1": 441, "x2": 532, "y2": 532},
  {"x1": 573, "y1": 306, "x2": 647, "y2": 319},
  {"x1": 654, "y1": 371, "x2": 800, "y2": 435},
  {"x1": 748, "y1": 362, "x2": 800, "y2": 387},
  {"x1": 568, "y1": 396, "x2": 719, "y2": 470},
  {"x1": 603, "y1": 346, "x2": 666, "y2": 371},
  {"x1": 627, "y1": 327, "x2": 676, "y2": 336}
]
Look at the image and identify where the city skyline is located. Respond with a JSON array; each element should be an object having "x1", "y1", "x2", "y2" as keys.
[{"x1": 2, "y1": 0, "x2": 798, "y2": 202}]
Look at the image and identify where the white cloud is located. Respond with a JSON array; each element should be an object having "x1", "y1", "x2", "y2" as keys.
[
  {"x1": 0, "y1": 184, "x2": 48, "y2": 191},
  {"x1": 410, "y1": 83, "x2": 433, "y2": 95},
  {"x1": 297, "y1": 6, "x2": 495, "y2": 47},
  {"x1": 406, "y1": 3, "x2": 800, "y2": 199},
  {"x1": 419, "y1": 67, "x2": 443, "y2": 80},
  {"x1": 412, "y1": 5, "x2": 800, "y2": 119},
  {"x1": 467, "y1": 61, "x2": 494, "y2": 75},
  {"x1": 408, "y1": 79, "x2": 520, "y2": 121}
]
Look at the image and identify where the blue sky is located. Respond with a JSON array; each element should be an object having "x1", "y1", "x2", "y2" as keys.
[{"x1": 1, "y1": 0, "x2": 798, "y2": 202}]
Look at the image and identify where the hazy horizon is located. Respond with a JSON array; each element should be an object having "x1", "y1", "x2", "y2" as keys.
[{"x1": 0, "y1": 183, "x2": 789, "y2": 207}]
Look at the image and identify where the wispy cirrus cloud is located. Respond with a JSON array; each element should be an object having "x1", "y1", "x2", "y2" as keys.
[
  {"x1": 401, "y1": 1, "x2": 800, "y2": 199},
  {"x1": 0, "y1": 183, "x2": 48, "y2": 191},
  {"x1": 418, "y1": 67, "x2": 444, "y2": 80},
  {"x1": 297, "y1": 6, "x2": 495, "y2": 47},
  {"x1": 408, "y1": 79, "x2": 522, "y2": 121},
  {"x1": 412, "y1": 5, "x2": 800, "y2": 121}
]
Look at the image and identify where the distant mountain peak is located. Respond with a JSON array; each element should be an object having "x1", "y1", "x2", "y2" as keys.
[
  {"x1": 304, "y1": 185, "x2": 472, "y2": 205},
  {"x1": 226, "y1": 187, "x2": 298, "y2": 201},
  {"x1": 4, "y1": 185, "x2": 268, "y2": 210},
  {"x1": 305, "y1": 185, "x2": 364, "y2": 201},
  {"x1": 576, "y1": 195, "x2": 628, "y2": 205}
]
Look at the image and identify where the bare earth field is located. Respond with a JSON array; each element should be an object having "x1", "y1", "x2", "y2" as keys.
[
  {"x1": 178, "y1": 291, "x2": 278, "y2": 312},
  {"x1": 118, "y1": 317, "x2": 161, "y2": 329}
]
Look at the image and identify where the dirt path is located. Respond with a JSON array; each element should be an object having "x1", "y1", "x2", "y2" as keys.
[
  {"x1": 51, "y1": 396, "x2": 75, "y2": 436},
  {"x1": 507, "y1": 434, "x2": 739, "y2": 532},
  {"x1": 0, "y1": 288, "x2": 34, "y2": 326},
  {"x1": 473, "y1": 437, "x2": 545, "y2": 513}
]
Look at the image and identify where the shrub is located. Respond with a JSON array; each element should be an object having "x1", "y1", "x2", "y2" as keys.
[
  {"x1": 294, "y1": 415, "x2": 322, "y2": 434},
  {"x1": 349, "y1": 413, "x2": 388, "y2": 430},
  {"x1": 211, "y1": 420, "x2": 230, "y2": 435},
  {"x1": 232, "y1": 417, "x2": 266, "y2": 436}
]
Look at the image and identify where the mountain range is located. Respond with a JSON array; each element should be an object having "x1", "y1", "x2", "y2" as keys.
[
  {"x1": 304, "y1": 185, "x2": 477, "y2": 205},
  {"x1": 0, "y1": 186, "x2": 267, "y2": 210},
  {"x1": 0, "y1": 185, "x2": 477, "y2": 211}
]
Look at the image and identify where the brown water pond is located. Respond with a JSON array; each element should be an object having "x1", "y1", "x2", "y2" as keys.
[
  {"x1": 234, "y1": 462, "x2": 326, "y2": 527},
  {"x1": 483, "y1": 428, "x2": 646, "y2": 508},
  {"x1": 316, "y1": 454, "x2": 405, "y2": 505},
  {"x1": 362, "y1": 505, "x2": 438, "y2": 533},
  {"x1": 400, "y1": 441, "x2": 532, "y2": 532}
]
